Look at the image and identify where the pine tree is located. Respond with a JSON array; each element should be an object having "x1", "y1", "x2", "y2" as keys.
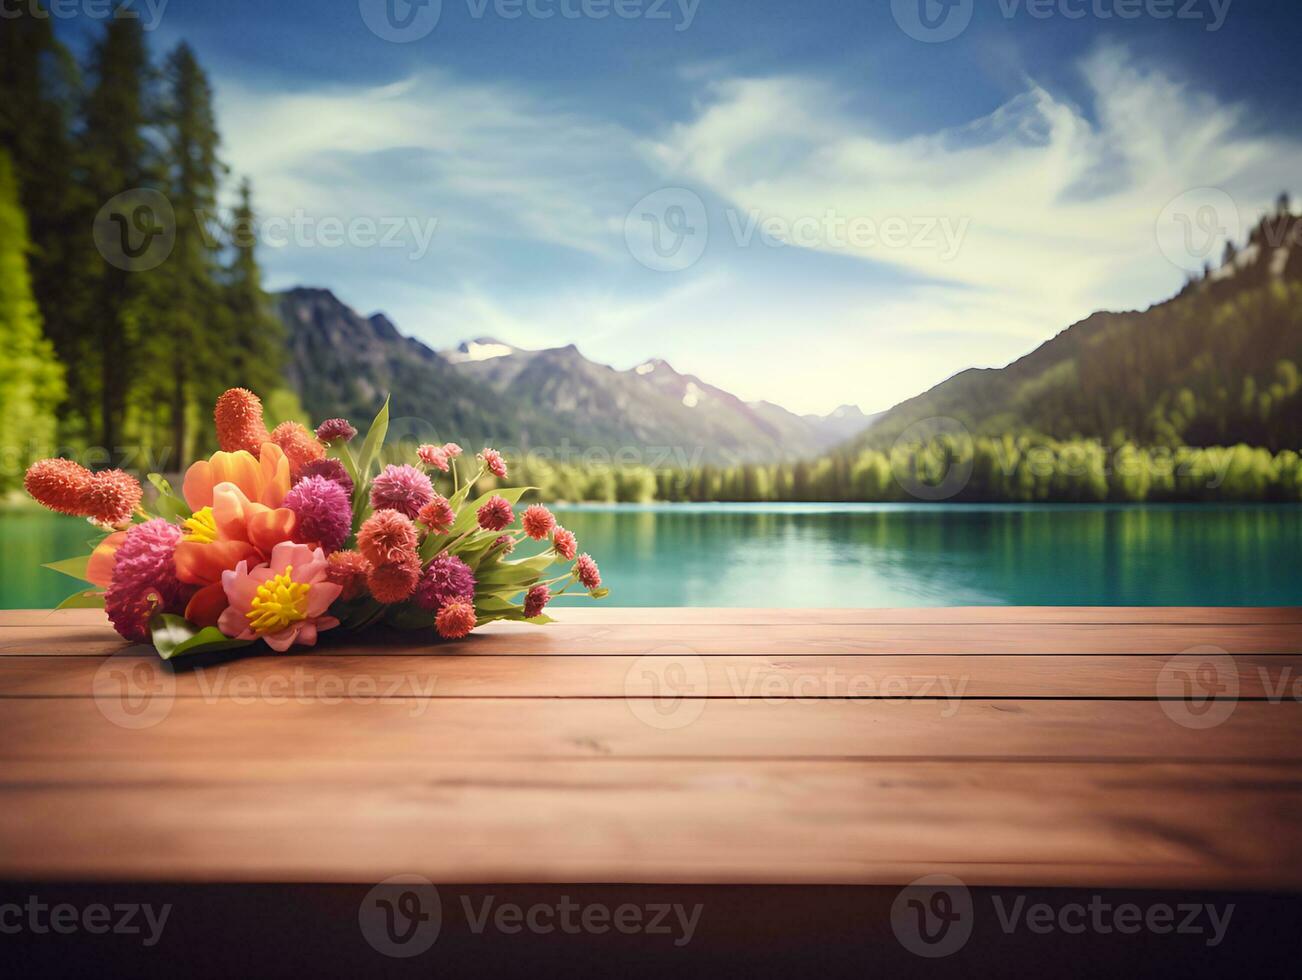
[
  {"x1": 0, "y1": 152, "x2": 65, "y2": 491},
  {"x1": 222, "y1": 177, "x2": 284, "y2": 397},
  {"x1": 145, "y1": 42, "x2": 225, "y2": 464},
  {"x1": 81, "y1": 17, "x2": 154, "y2": 459}
]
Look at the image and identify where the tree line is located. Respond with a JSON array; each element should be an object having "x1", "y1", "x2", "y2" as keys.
[{"x1": 0, "y1": 6, "x2": 286, "y2": 491}]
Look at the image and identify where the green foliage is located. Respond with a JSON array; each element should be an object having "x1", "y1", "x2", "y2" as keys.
[{"x1": 0, "y1": 151, "x2": 64, "y2": 491}]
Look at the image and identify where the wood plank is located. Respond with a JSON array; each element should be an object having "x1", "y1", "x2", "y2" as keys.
[
  {"x1": 2, "y1": 652, "x2": 1299, "y2": 699},
  {"x1": 2, "y1": 697, "x2": 1298, "y2": 763},
  {"x1": 5, "y1": 621, "x2": 1302, "y2": 656},
  {"x1": 0, "y1": 760, "x2": 1298, "y2": 888},
  {"x1": 6, "y1": 606, "x2": 1302, "y2": 627}
]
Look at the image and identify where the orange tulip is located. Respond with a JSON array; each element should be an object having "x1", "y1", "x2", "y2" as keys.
[{"x1": 181, "y1": 443, "x2": 291, "y2": 512}]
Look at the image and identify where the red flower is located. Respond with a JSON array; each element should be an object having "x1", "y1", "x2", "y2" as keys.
[
  {"x1": 436, "y1": 599, "x2": 476, "y2": 639},
  {"x1": 367, "y1": 555, "x2": 421, "y2": 604},
  {"x1": 552, "y1": 526, "x2": 577, "y2": 560},
  {"x1": 327, "y1": 550, "x2": 371, "y2": 600},
  {"x1": 521, "y1": 504, "x2": 555, "y2": 540},
  {"x1": 524, "y1": 584, "x2": 551, "y2": 618},
  {"x1": 417, "y1": 494, "x2": 455, "y2": 533},
  {"x1": 215, "y1": 388, "x2": 270, "y2": 454},
  {"x1": 476, "y1": 495, "x2": 514, "y2": 531},
  {"x1": 270, "y1": 421, "x2": 326, "y2": 477},
  {"x1": 82, "y1": 470, "x2": 143, "y2": 526},
  {"x1": 24, "y1": 458, "x2": 93, "y2": 516},
  {"x1": 357, "y1": 509, "x2": 418, "y2": 566},
  {"x1": 478, "y1": 447, "x2": 507, "y2": 479}
]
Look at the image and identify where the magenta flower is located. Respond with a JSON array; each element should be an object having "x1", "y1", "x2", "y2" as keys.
[
  {"x1": 575, "y1": 553, "x2": 601, "y2": 589},
  {"x1": 297, "y1": 457, "x2": 354, "y2": 497},
  {"x1": 494, "y1": 534, "x2": 515, "y2": 555},
  {"x1": 415, "y1": 554, "x2": 476, "y2": 611},
  {"x1": 524, "y1": 584, "x2": 551, "y2": 618},
  {"x1": 217, "y1": 542, "x2": 342, "y2": 651},
  {"x1": 284, "y1": 475, "x2": 352, "y2": 553},
  {"x1": 104, "y1": 519, "x2": 194, "y2": 642},
  {"x1": 369, "y1": 463, "x2": 434, "y2": 519},
  {"x1": 477, "y1": 495, "x2": 514, "y2": 531},
  {"x1": 315, "y1": 418, "x2": 357, "y2": 444}
]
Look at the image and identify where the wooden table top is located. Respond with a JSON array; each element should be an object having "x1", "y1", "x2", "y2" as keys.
[{"x1": 2, "y1": 607, "x2": 1301, "y2": 890}]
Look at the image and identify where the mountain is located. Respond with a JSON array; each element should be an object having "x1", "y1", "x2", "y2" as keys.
[
  {"x1": 846, "y1": 207, "x2": 1302, "y2": 456},
  {"x1": 276, "y1": 290, "x2": 869, "y2": 463}
]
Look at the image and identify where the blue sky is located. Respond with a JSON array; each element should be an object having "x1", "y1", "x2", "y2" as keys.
[{"x1": 58, "y1": 0, "x2": 1302, "y2": 413}]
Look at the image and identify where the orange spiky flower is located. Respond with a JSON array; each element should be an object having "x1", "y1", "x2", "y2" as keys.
[
  {"x1": 270, "y1": 420, "x2": 326, "y2": 477},
  {"x1": 367, "y1": 555, "x2": 421, "y2": 604},
  {"x1": 214, "y1": 388, "x2": 270, "y2": 454},
  {"x1": 82, "y1": 470, "x2": 144, "y2": 527},
  {"x1": 24, "y1": 458, "x2": 94, "y2": 516}
]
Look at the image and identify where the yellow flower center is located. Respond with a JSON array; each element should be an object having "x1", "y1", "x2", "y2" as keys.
[
  {"x1": 182, "y1": 506, "x2": 218, "y2": 544},
  {"x1": 246, "y1": 566, "x2": 311, "y2": 634}
]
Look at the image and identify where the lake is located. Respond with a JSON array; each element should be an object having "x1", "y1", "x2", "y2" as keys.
[{"x1": 4, "y1": 502, "x2": 1300, "y2": 609}]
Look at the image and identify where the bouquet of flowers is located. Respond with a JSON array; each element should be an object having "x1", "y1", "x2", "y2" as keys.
[{"x1": 23, "y1": 388, "x2": 606, "y2": 658}]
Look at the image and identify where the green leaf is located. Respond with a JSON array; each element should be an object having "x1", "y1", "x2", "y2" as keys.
[
  {"x1": 147, "y1": 473, "x2": 191, "y2": 521},
  {"x1": 56, "y1": 590, "x2": 106, "y2": 609},
  {"x1": 43, "y1": 555, "x2": 92, "y2": 582},
  {"x1": 355, "y1": 395, "x2": 391, "y2": 485},
  {"x1": 385, "y1": 604, "x2": 436, "y2": 630},
  {"x1": 589, "y1": 588, "x2": 610, "y2": 600},
  {"x1": 149, "y1": 614, "x2": 253, "y2": 661}
]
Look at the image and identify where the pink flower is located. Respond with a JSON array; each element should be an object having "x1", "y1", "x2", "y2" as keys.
[
  {"x1": 369, "y1": 463, "x2": 434, "y2": 519},
  {"x1": 357, "y1": 509, "x2": 418, "y2": 566},
  {"x1": 417, "y1": 494, "x2": 455, "y2": 533},
  {"x1": 417, "y1": 444, "x2": 450, "y2": 472},
  {"x1": 104, "y1": 519, "x2": 195, "y2": 642},
  {"x1": 315, "y1": 418, "x2": 357, "y2": 444},
  {"x1": 284, "y1": 475, "x2": 352, "y2": 553},
  {"x1": 575, "y1": 553, "x2": 601, "y2": 589},
  {"x1": 521, "y1": 504, "x2": 555, "y2": 540},
  {"x1": 297, "y1": 457, "x2": 354, "y2": 497},
  {"x1": 217, "y1": 541, "x2": 342, "y2": 652},
  {"x1": 479, "y1": 447, "x2": 507, "y2": 479},
  {"x1": 524, "y1": 584, "x2": 551, "y2": 618},
  {"x1": 477, "y1": 495, "x2": 514, "y2": 531},
  {"x1": 552, "y1": 526, "x2": 577, "y2": 560},
  {"x1": 415, "y1": 554, "x2": 476, "y2": 611},
  {"x1": 442, "y1": 443, "x2": 463, "y2": 459},
  {"x1": 494, "y1": 534, "x2": 515, "y2": 555},
  {"x1": 436, "y1": 600, "x2": 476, "y2": 639}
]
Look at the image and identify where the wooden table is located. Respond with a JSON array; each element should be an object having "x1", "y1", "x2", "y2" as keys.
[{"x1": 3, "y1": 607, "x2": 1301, "y2": 974}]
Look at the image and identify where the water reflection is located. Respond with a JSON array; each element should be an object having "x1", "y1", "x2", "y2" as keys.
[{"x1": 2, "y1": 504, "x2": 1298, "y2": 608}]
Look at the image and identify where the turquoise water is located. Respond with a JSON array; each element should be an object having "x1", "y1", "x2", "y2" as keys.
[{"x1": 3, "y1": 503, "x2": 1299, "y2": 608}]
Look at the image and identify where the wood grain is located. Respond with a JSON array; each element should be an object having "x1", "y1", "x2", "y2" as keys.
[
  {"x1": 2, "y1": 607, "x2": 1300, "y2": 890},
  {"x1": 2, "y1": 652, "x2": 1299, "y2": 699},
  {"x1": 0, "y1": 761, "x2": 1298, "y2": 888}
]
